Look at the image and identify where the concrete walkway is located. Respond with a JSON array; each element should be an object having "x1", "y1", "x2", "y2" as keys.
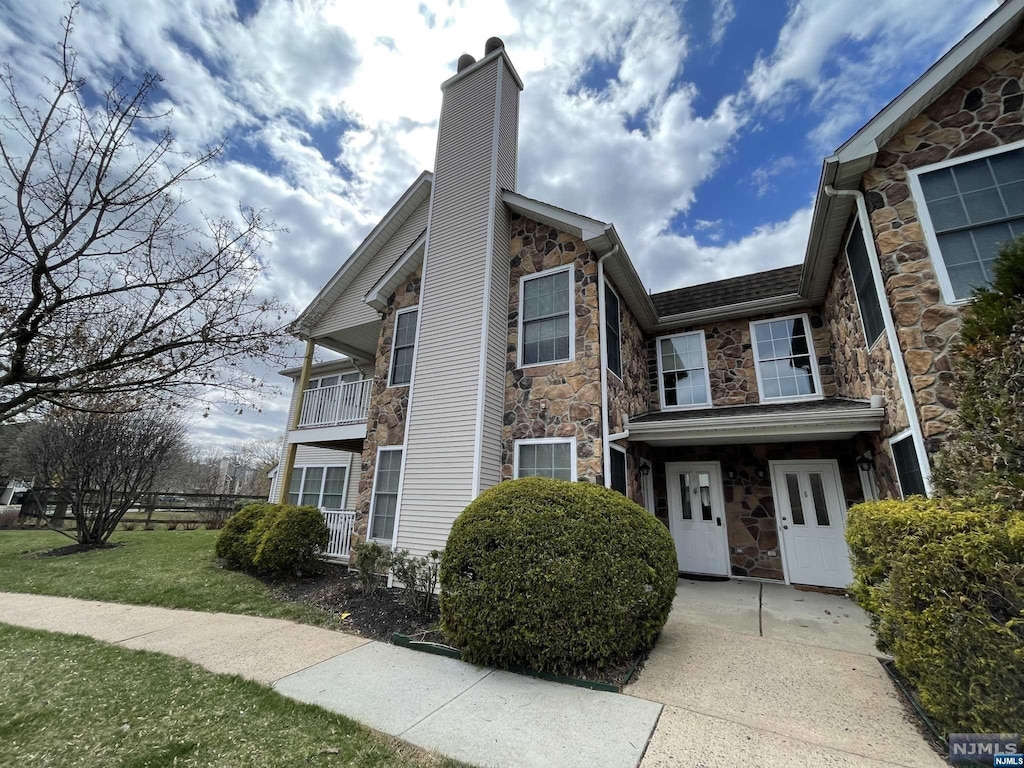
[
  {"x1": 627, "y1": 579, "x2": 943, "y2": 768},
  {"x1": 0, "y1": 592, "x2": 661, "y2": 768}
]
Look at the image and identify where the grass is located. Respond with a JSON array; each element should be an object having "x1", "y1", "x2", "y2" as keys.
[
  {"x1": 0, "y1": 529, "x2": 335, "y2": 626},
  {"x1": 0, "y1": 623, "x2": 466, "y2": 768}
]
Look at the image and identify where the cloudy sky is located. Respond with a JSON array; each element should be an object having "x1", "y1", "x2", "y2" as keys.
[{"x1": 0, "y1": 0, "x2": 998, "y2": 447}]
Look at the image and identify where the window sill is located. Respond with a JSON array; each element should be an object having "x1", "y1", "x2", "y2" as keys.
[{"x1": 756, "y1": 393, "x2": 825, "y2": 405}]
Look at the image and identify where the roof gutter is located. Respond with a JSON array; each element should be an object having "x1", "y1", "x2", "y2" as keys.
[
  {"x1": 626, "y1": 406, "x2": 884, "y2": 435},
  {"x1": 824, "y1": 185, "x2": 932, "y2": 495}
]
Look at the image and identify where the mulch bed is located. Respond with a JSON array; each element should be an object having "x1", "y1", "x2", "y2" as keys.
[
  {"x1": 270, "y1": 564, "x2": 438, "y2": 641},
  {"x1": 271, "y1": 563, "x2": 644, "y2": 688},
  {"x1": 36, "y1": 542, "x2": 122, "y2": 558}
]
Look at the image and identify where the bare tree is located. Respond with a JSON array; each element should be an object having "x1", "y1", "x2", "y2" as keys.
[
  {"x1": 0, "y1": 4, "x2": 289, "y2": 422},
  {"x1": 20, "y1": 405, "x2": 188, "y2": 546}
]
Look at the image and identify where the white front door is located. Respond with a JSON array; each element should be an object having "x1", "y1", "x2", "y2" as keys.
[
  {"x1": 666, "y1": 462, "x2": 729, "y2": 576},
  {"x1": 771, "y1": 461, "x2": 854, "y2": 588}
]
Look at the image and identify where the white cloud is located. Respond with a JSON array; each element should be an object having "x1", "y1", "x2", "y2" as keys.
[
  {"x1": 710, "y1": 0, "x2": 736, "y2": 46},
  {"x1": 751, "y1": 155, "x2": 798, "y2": 197}
]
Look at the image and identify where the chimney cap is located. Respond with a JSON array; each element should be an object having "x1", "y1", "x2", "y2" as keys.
[
  {"x1": 484, "y1": 37, "x2": 504, "y2": 55},
  {"x1": 457, "y1": 53, "x2": 476, "y2": 72}
]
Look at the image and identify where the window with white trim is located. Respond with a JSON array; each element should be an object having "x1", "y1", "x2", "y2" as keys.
[
  {"x1": 751, "y1": 315, "x2": 820, "y2": 401},
  {"x1": 514, "y1": 438, "x2": 575, "y2": 481},
  {"x1": 845, "y1": 221, "x2": 885, "y2": 345},
  {"x1": 520, "y1": 267, "x2": 573, "y2": 366},
  {"x1": 369, "y1": 449, "x2": 402, "y2": 540},
  {"x1": 657, "y1": 331, "x2": 711, "y2": 409},
  {"x1": 605, "y1": 282, "x2": 621, "y2": 378},
  {"x1": 388, "y1": 308, "x2": 418, "y2": 386},
  {"x1": 286, "y1": 466, "x2": 349, "y2": 509},
  {"x1": 890, "y1": 433, "x2": 926, "y2": 499},
  {"x1": 911, "y1": 143, "x2": 1024, "y2": 301},
  {"x1": 609, "y1": 444, "x2": 627, "y2": 496}
]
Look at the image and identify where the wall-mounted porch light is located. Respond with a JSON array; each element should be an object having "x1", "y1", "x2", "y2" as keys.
[
  {"x1": 856, "y1": 453, "x2": 875, "y2": 473},
  {"x1": 639, "y1": 463, "x2": 651, "y2": 477}
]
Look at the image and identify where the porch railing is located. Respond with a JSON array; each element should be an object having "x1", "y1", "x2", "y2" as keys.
[
  {"x1": 322, "y1": 509, "x2": 356, "y2": 560},
  {"x1": 298, "y1": 379, "x2": 372, "y2": 428}
]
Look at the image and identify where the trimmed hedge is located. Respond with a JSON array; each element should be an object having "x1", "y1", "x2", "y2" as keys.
[
  {"x1": 846, "y1": 498, "x2": 1024, "y2": 733},
  {"x1": 215, "y1": 503, "x2": 328, "y2": 579},
  {"x1": 439, "y1": 477, "x2": 678, "y2": 675}
]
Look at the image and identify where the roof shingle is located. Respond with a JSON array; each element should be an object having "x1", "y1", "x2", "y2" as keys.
[{"x1": 651, "y1": 264, "x2": 803, "y2": 317}]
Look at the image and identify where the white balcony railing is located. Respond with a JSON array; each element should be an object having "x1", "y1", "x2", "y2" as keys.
[
  {"x1": 298, "y1": 379, "x2": 372, "y2": 428},
  {"x1": 322, "y1": 509, "x2": 356, "y2": 560}
]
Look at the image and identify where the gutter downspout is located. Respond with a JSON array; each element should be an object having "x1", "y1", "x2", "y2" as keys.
[
  {"x1": 597, "y1": 243, "x2": 620, "y2": 487},
  {"x1": 824, "y1": 186, "x2": 932, "y2": 495}
]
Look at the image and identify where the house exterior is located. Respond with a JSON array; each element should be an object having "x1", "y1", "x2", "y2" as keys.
[{"x1": 274, "y1": 5, "x2": 1024, "y2": 587}]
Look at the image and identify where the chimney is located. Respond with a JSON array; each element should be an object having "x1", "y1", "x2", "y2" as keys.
[{"x1": 395, "y1": 40, "x2": 523, "y2": 554}]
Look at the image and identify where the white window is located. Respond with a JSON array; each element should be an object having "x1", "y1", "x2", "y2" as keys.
[
  {"x1": 388, "y1": 307, "x2": 418, "y2": 387},
  {"x1": 286, "y1": 466, "x2": 349, "y2": 509},
  {"x1": 656, "y1": 330, "x2": 712, "y2": 410},
  {"x1": 750, "y1": 314, "x2": 821, "y2": 402},
  {"x1": 605, "y1": 282, "x2": 621, "y2": 378},
  {"x1": 514, "y1": 438, "x2": 576, "y2": 481},
  {"x1": 609, "y1": 443, "x2": 627, "y2": 497},
  {"x1": 845, "y1": 221, "x2": 885, "y2": 346},
  {"x1": 909, "y1": 139, "x2": 1024, "y2": 303},
  {"x1": 889, "y1": 430, "x2": 926, "y2": 499},
  {"x1": 519, "y1": 266, "x2": 573, "y2": 367},
  {"x1": 368, "y1": 448, "x2": 403, "y2": 541}
]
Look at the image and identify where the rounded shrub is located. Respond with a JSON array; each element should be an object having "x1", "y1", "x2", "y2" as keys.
[
  {"x1": 439, "y1": 477, "x2": 677, "y2": 675},
  {"x1": 214, "y1": 502, "x2": 275, "y2": 570},
  {"x1": 252, "y1": 504, "x2": 329, "y2": 579}
]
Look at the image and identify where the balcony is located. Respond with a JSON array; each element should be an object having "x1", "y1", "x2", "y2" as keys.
[{"x1": 289, "y1": 379, "x2": 372, "y2": 451}]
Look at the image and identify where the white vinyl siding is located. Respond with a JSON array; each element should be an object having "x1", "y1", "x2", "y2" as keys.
[
  {"x1": 519, "y1": 265, "x2": 573, "y2": 367},
  {"x1": 369, "y1": 448, "x2": 403, "y2": 541},
  {"x1": 909, "y1": 139, "x2": 1024, "y2": 302},
  {"x1": 514, "y1": 438, "x2": 576, "y2": 481},
  {"x1": 656, "y1": 330, "x2": 711, "y2": 410},
  {"x1": 388, "y1": 308, "x2": 418, "y2": 387},
  {"x1": 750, "y1": 314, "x2": 822, "y2": 402}
]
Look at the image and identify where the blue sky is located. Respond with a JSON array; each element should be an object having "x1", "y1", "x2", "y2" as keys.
[{"x1": 0, "y1": 0, "x2": 999, "y2": 445}]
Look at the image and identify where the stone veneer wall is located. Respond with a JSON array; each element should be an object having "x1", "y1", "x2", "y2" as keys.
[
  {"x1": 502, "y1": 215, "x2": 604, "y2": 482},
  {"x1": 645, "y1": 311, "x2": 839, "y2": 412},
  {"x1": 651, "y1": 443, "x2": 865, "y2": 580},
  {"x1": 860, "y1": 23, "x2": 1024, "y2": 451},
  {"x1": 352, "y1": 269, "x2": 420, "y2": 543}
]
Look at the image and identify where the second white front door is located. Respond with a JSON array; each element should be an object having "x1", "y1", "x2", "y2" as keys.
[
  {"x1": 666, "y1": 462, "x2": 729, "y2": 576},
  {"x1": 771, "y1": 461, "x2": 854, "y2": 588}
]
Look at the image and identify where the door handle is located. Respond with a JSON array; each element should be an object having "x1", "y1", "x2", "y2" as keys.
[{"x1": 716, "y1": 517, "x2": 722, "y2": 527}]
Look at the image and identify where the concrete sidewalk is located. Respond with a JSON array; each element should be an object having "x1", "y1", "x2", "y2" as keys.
[{"x1": 0, "y1": 592, "x2": 662, "y2": 768}]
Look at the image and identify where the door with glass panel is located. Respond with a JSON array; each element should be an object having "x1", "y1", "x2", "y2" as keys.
[
  {"x1": 665, "y1": 462, "x2": 729, "y2": 576},
  {"x1": 770, "y1": 461, "x2": 853, "y2": 588}
]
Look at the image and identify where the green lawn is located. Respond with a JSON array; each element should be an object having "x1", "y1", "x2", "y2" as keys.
[
  {"x1": 0, "y1": 623, "x2": 465, "y2": 768},
  {"x1": 0, "y1": 529, "x2": 335, "y2": 626}
]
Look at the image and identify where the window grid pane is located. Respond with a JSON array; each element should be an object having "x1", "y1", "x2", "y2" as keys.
[
  {"x1": 610, "y1": 448, "x2": 627, "y2": 495},
  {"x1": 605, "y1": 284, "x2": 621, "y2": 378},
  {"x1": 753, "y1": 318, "x2": 818, "y2": 399},
  {"x1": 517, "y1": 442, "x2": 573, "y2": 481},
  {"x1": 322, "y1": 467, "x2": 347, "y2": 509},
  {"x1": 892, "y1": 437, "x2": 926, "y2": 498},
  {"x1": 370, "y1": 451, "x2": 403, "y2": 540},
  {"x1": 920, "y1": 148, "x2": 1024, "y2": 299},
  {"x1": 522, "y1": 271, "x2": 572, "y2": 365},
  {"x1": 660, "y1": 333, "x2": 709, "y2": 407},
  {"x1": 846, "y1": 222, "x2": 885, "y2": 344},
  {"x1": 786, "y1": 473, "x2": 805, "y2": 525},
  {"x1": 300, "y1": 467, "x2": 323, "y2": 507},
  {"x1": 389, "y1": 311, "x2": 418, "y2": 386}
]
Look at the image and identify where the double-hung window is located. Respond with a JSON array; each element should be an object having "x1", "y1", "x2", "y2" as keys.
[
  {"x1": 845, "y1": 221, "x2": 885, "y2": 346},
  {"x1": 519, "y1": 266, "x2": 573, "y2": 366},
  {"x1": 514, "y1": 438, "x2": 576, "y2": 481},
  {"x1": 287, "y1": 466, "x2": 349, "y2": 509},
  {"x1": 609, "y1": 444, "x2": 627, "y2": 496},
  {"x1": 751, "y1": 315, "x2": 821, "y2": 401},
  {"x1": 910, "y1": 141, "x2": 1024, "y2": 302},
  {"x1": 388, "y1": 308, "x2": 418, "y2": 386},
  {"x1": 369, "y1": 448, "x2": 402, "y2": 540},
  {"x1": 889, "y1": 431, "x2": 926, "y2": 499},
  {"x1": 656, "y1": 331, "x2": 711, "y2": 409},
  {"x1": 605, "y1": 283, "x2": 622, "y2": 378}
]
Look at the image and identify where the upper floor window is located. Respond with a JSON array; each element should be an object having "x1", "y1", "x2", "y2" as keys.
[
  {"x1": 287, "y1": 466, "x2": 349, "y2": 510},
  {"x1": 889, "y1": 431, "x2": 926, "y2": 499},
  {"x1": 909, "y1": 141, "x2": 1024, "y2": 302},
  {"x1": 605, "y1": 283, "x2": 621, "y2": 378},
  {"x1": 308, "y1": 372, "x2": 361, "y2": 390},
  {"x1": 519, "y1": 266, "x2": 573, "y2": 367},
  {"x1": 751, "y1": 315, "x2": 821, "y2": 402},
  {"x1": 514, "y1": 438, "x2": 576, "y2": 481},
  {"x1": 388, "y1": 307, "x2": 418, "y2": 386},
  {"x1": 656, "y1": 330, "x2": 711, "y2": 410},
  {"x1": 845, "y1": 221, "x2": 885, "y2": 346}
]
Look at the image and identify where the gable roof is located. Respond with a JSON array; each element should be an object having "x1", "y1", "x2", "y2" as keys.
[
  {"x1": 651, "y1": 265, "x2": 803, "y2": 318},
  {"x1": 290, "y1": 171, "x2": 433, "y2": 335}
]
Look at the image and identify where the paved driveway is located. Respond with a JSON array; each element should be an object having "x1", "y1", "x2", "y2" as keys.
[{"x1": 627, "y1": 579, "x2": 944, "y2": 768}]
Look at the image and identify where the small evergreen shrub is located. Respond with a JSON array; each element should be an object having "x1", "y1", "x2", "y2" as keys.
[
  {"x1": 846, "y1": 498, "x2": 1023, "y2": 733},
  {"x1": 252, "y1": 505, "x2": 328, "y2": 578},
  {"x1": 440, "y1": 477, "x2": 677, "y2": 675},
  {"x1": 392, "y1": 549, "x2": 442, "y2": 614},
  {"x1": 215, "y1": 502, "x2": 275, "y2": 570},
  {"x1": 352, "y1": 540, "x2": 392, "y2": 595},
  {"x1": 165, "y1": 521, "x2": 178, "y2": 531}
]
